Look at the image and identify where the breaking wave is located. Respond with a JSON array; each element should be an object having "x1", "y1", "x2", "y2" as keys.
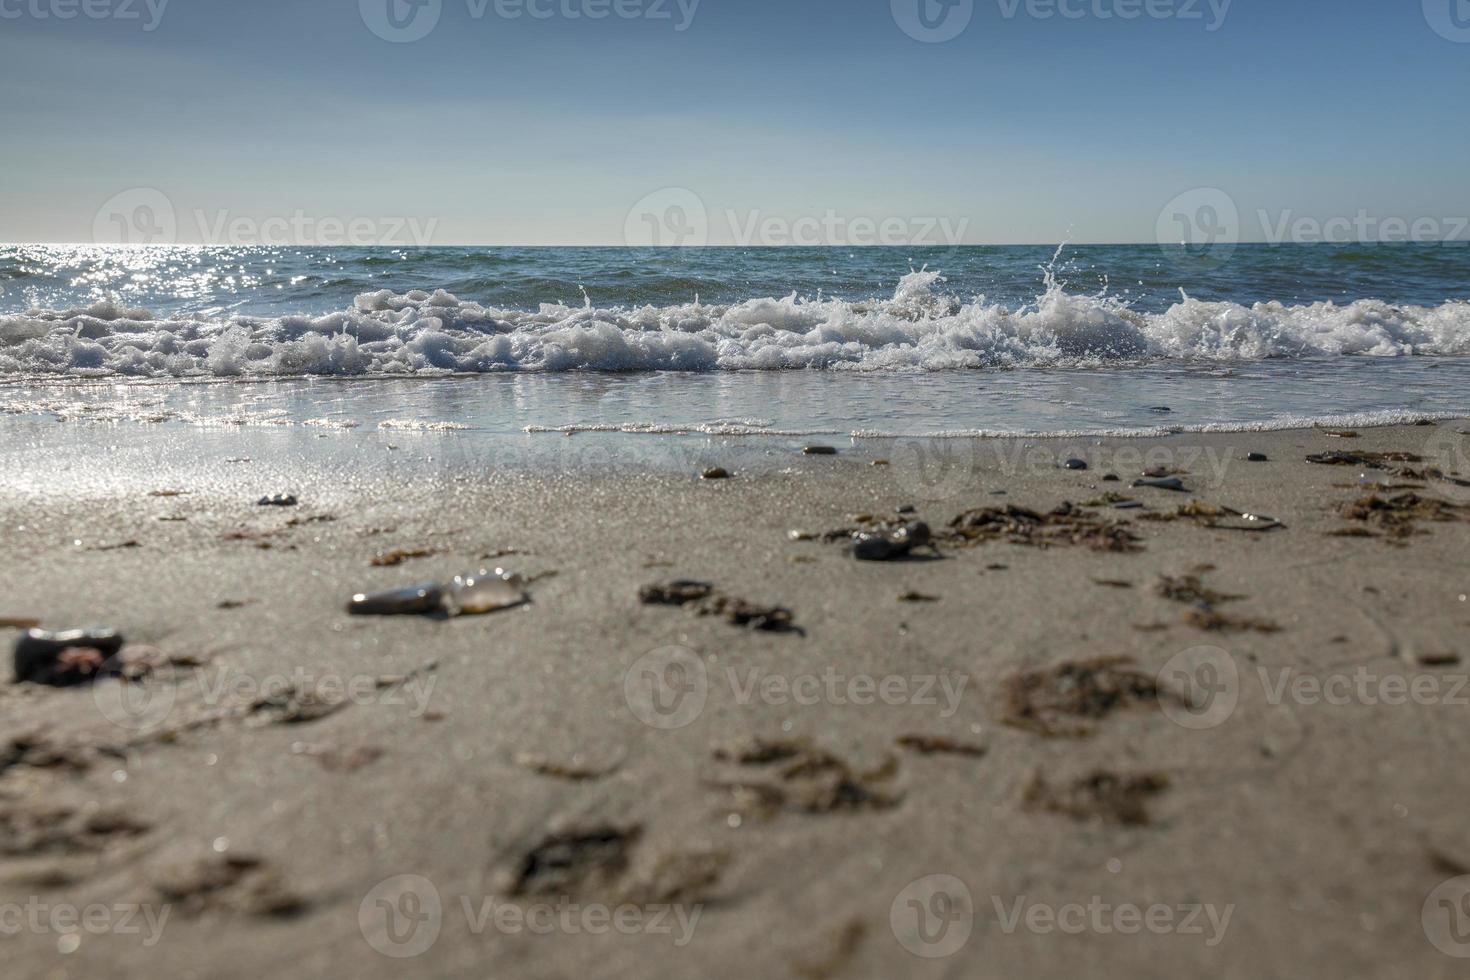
[{"x1": 3, "y1": 271, "x2": 1470, "y2": 378}]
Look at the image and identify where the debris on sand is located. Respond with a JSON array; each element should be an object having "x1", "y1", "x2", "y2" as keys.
[
  {"x1": 153, "y1": 854, "x2": 306, "y2": 918},
  {"x1": 291, "y1": 743, "x2": 385, "y2": 773},
  {"x1": 1183, "y1": 606, "x2": 1282, "y2": 634},
  {"x1": 619, "y1": 848, "x2": 731, "y2": 905},
  {"x1": 896, "y1": 735, "x2": 986, "y2": 758},
  {"x1": 794, "y1": 920, "x2": 868, "y2": 980},
  {"x1": 506, "y1": 825, "x2": 643, "y2": 897},
  {"x1": 347, "y1": 569, "x2": 528, "y2": 618},
  {"x1": 1155, "y1": 570, "x2": 1281, "y2": 633},
  {"x1": 1140, "y1": 500, "x2": 1284, "y2": 532},
  {"x1": 1304, "y1": 451, "x2": 1470, "y2": 491},
  {"x1": 1336, "y1": 492, "x2": 1469, "y2": 540},
  {"x1": 285, "y1": 514, "x2": 336, "y2": 527},
  {"x1": 0, "y1": 801, "x2": 149, "y2": 857},
  {"x1": 215, "y1": 599, "x2": 255, "y2": 611},
  {"x1": 13, "y1": 628, "x2": 126, "y2": 687},
  {"x1": 1093, "y1": 579, "x2": 1133, "y2": 589},
  {"x1": 1324, "y1": 430, "x2": 1360, "y2": 439},
  {"x1": 1063, "y1": 458, "x2": 1088, "y2": 471},
  {"x1": 1023, "y1": 770, "x2": 1170, "y2": 826},
  {"x1": 803, "y1": 445, "x2": 838, "y2": 456},
  {"x1": 444, "y1": 568, "x2": 529, "y2": 615},
  {"x1": 896, "y1": 591, "x2": 940, "y2": 603},
  {"x1": 347, "y1": 583, "x2": 444, "y2": 617},
  {"x1": 1246, "y1": 452, "x2": 1269, "y2": 462},
  {"x1": 640, "y1": 581, "x2": 797, "y2": 633},
  {"x1": 0, "y1": 616, "x2": 41, "y2": 629},
  {"x1": 1156, "y1": 573, "x2": 1242, "y2": 606},
  {"x1": 639, "y1": 580, "x2": 715, "y2": 605},
  {"x1": 1002, "y1": 657, "x2": 1163, "y2": 738},
  {"x1": 92, "y1": 539, "x2": 141, "y2": 551},
  {"x1": 1132, "y1": 476, "x2": 1188, "y2": 492},
  {"x1": 707, "y1": 738, "x2": 902, "y2": 817},
  {"x1": 256, "y1": 494, "x2": 298, "y2": 507},
  {"x1": 371, "y1": 548, "x2": 435, "y2": 567},
  {"x1": 1308, "y1": 450, "x2": 1420, "y2": 467},
  {"x1": 515, "y1": 752, "x2": 624, "y2": 782},
  {"x1": 246, "y1": 683, "x2": 349, "y2": 727},
  {"x1": 853, "y1": 522, "x2": 935, "y2": 562},
  {"x1": 701, "y1": 467, "x2": 731, "y2": 480},
  {"x1": 946, "y1": 503, "x2": 1143, "y2": 553}
]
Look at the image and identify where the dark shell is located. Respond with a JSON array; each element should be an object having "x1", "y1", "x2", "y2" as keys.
[
  {"x1": 14, "y1": 628, "x2": 126, "y2": 686},
  {"x1": 346, "y1": 584, "x2": 444, "y2": 616}
]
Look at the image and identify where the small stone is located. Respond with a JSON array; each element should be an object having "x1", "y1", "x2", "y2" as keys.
[
  {"x1": 1149, "y1": 406, "x2": 1172, "y2": 413},
  {"x1": 1101, "y1": 474, "x2": 1120, "y2": 483},
  {"x1": 701, "y1": 468, "x2": 730, "y2": 480},
  {"x1": 257, "y1": 494, "x2": 298, "y2": 507},
  {"x1": 1063, "y1": 459, "x2": 1088, "y2": 471},
  {"x1": 853, "y1": 522, "x2": 932, "y2": 562},
  {"x1": 346, "y1": 584, "x2": 443, "y2": 617},
  {"x1": 896, "y1": 505, "x2": 917, "y2": 515},
  {"x1": 14, "y1": 628, "x2": 125, "y2": 686},
  {"x1": 1246, "y1": 452, "x2": 1268, "y2": 462},
  {"x1": 802, "y1": 446, "x2": 837, "y2": 456},
  {"x1": 1112, "y1": 501, "x2": 1144, "y2": 510}
]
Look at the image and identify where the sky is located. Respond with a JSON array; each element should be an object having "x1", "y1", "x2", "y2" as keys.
[{"x1": 2, "y1": 0, "x2": 1468, "y2": 245}]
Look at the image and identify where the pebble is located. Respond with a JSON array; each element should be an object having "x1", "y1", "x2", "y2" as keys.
[
  {"x1": 1101, "y1": 474, "x2": 1120, "y2": 482},
  {"x1": 258, "y1": 494, "x2": 298, "y2": 507},
  {"x1": 896, "y1": 505, "x2": 917, "y2": 515},
  {"x1": 1247, "y1": 452, "x2": 1269, "y2": 462},
  {"x1": 802, "y1": 446, "x2": 837, "y2": 456},
  {"x1": 853, "y1": 522, "x2": 932, "y2": 562},
  {"x1": 701, "y1": 467, "x2": 731, "y2": 480},
  {"x1": 1063, "y1": 459, "x2": 1088, "y2": 471},
  {"x1": 13, "y1": 628, "x2": 125, "y2": 686}
]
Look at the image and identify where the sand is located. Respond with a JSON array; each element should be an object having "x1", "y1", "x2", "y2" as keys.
[{"x1": 3, "y1": 419, "x2": 1470, "y2": 978}]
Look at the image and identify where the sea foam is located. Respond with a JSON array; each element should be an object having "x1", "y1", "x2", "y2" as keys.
[{"x1": 3, "y1": 272, "x2": 1469, "y2": 378}]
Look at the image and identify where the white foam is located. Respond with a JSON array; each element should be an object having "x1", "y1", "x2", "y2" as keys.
[{"x1": 2, "y1": 274, "x2": 1469, "y2": 378}]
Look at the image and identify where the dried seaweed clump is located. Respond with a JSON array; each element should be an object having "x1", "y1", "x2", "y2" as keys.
[
  {"x1": 707, "y1": 738, "x2": 902, "y2": 817},
  {"x1": 1157, "y1": 569, "x2": 1281, "y2": 634},
  {"x1": 1140, "y1": 500, "x2": 1284, "y2": 532},
  {"x1": 1337, "y1": 492, "x2": 1469, "y2": 541},
  {"x1": 946, "y1": 502, "x2": 1142, "y2": 553},
  {"x1": 1002, "y1": 657, "x2": 1163, "y2": 738},
  {"x1": 507, "y1": 825, "x2": 643, "y2": 897},
  {"x1": 0, "y1": 802, "x2": 148, "y2": 857},
  {"x1": 640, "y1": 580, "x2": 797, "y2": 632},
  {"x1": 153, "y1": 855, "x2": 306, "y2": 918},
  {"x1": 1022, "y1": 770, "x2": 1170, "y2": 826}
]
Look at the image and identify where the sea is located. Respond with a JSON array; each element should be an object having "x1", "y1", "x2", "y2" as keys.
[{"x1": 2, "y1": 243, "x2": 1468, "y2": 444}]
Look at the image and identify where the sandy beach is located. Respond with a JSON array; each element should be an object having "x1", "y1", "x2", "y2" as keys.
[{"x1": 3, "y1": 418, "x2": 1470, "y2": 978}]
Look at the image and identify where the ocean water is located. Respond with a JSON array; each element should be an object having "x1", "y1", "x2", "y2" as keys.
[{"x1": 2, "y1": 243, "x2": 1468, "y2": 438}]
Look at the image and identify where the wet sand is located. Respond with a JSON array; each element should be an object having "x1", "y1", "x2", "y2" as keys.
[{"x1": 3, "y1": 420, "x2": 1470, "y2": 978}]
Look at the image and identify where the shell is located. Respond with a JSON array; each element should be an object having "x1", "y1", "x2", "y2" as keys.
[{"x1": 445, "y1": 568, "x2": 528, "y2": 616}]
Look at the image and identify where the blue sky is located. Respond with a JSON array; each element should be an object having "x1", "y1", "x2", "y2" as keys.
[{"x1": 2, "y1": 0, "x2": 1468, "y2": 244}]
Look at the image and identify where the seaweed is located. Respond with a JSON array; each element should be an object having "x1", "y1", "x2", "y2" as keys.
[
  {"x1": 1001, "y1": 658, "x2": 1162, "y2": 738},
  {"x1": 508, "y1": 825, "x2": 643, "y2": 897},
  {"x1": 1023, "y1": 770, "x2": 1170, "y2": 826}
]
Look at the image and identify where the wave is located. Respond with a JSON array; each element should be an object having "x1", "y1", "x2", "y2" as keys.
[{"x1": 3, "y1": 271, "x2": 1470, "y2": 378}]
